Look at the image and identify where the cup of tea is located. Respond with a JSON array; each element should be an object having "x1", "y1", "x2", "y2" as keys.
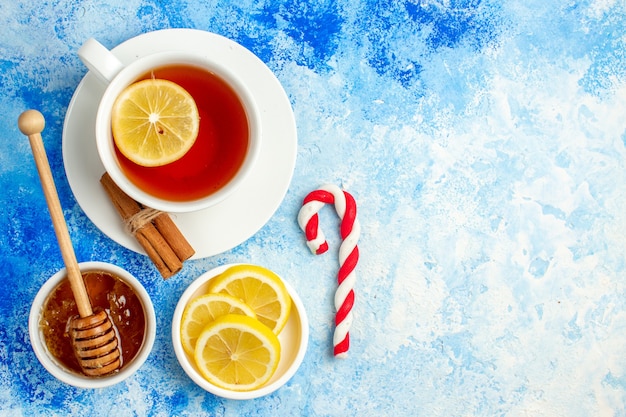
[
  {"x1": 29, "y1": 261, "x2": 156, "y2": 388},
  {"x1": 78, "y1": 38, "x2": 262, "y2": 213}
]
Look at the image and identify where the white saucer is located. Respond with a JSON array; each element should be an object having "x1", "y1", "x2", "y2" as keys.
[{"x1": 63, "y1": 29, "x2": 297, "y2": 259}]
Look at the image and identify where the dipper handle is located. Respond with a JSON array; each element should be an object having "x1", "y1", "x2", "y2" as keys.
[{"x1": 18, "y1": 110, "x2": 93, "y2": 318}]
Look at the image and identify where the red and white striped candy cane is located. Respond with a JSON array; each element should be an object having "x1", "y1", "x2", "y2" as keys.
[{"x1": 297, "y1": 184, "x2": 360, "y2": 358}]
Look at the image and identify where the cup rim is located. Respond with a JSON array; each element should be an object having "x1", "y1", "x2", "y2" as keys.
[
  {"x1": 171, "y1": 263, "x2": 309, "y2": 400},
  {"x1": 94, "y1": 51, "x2": 262, "y2": 213},
  {"x1": 28, "y1": 261, "x2": 156, "y2": 389}
]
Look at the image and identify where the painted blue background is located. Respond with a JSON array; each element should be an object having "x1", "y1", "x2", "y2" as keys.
[{"x1": 1, "y1": 0, "x2": 626, "y2": 415}]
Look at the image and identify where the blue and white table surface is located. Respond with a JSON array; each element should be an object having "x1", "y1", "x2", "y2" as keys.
[{"x1": 1, "y1": 1, "x2": 625, "y2": 416}]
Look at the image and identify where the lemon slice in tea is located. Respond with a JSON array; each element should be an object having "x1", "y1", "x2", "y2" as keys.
[
  {"x1": 111, "y1": 78, "x2": 200, "y2": 167},
  {"x1": 194, "y1": 314, "x2": 281, "y2": 392}
]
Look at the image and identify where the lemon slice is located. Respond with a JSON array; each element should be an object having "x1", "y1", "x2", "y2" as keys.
[
  {"x1": 180, "y1": 293, "x2": 257, "y2": 355},
  {"x1": 111, "y1": 78, "x2": 200, "y2": 167},
  {"x1": 207, "y1": 265, "x2": 292, "y2": 334},
  {"x1": 194, "y1": 314, "x2": 281, "y2": 391}
]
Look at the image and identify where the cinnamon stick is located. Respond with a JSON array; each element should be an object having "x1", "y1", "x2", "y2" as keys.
[
  {"x1": 151, "y1": 212, "x2": 196, "y2": 261},
  {"x1": 100, "y1": 173, "x2": 194, "y2": 279}
]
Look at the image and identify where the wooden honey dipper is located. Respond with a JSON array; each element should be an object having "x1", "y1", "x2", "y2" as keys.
[{"x1": 19, "y1": 110, "x2": 121, "y2": 376}]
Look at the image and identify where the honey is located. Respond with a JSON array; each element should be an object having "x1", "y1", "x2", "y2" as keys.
[{"x1": 40, "y1": 270, "x2": 146, "y2": 376}]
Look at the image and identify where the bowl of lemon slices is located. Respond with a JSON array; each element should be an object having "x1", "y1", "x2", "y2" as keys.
[{"x1": 172, "y1": 264, "x2": 309, "y2": 399}]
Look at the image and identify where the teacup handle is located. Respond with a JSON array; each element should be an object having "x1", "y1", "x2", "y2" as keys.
[{"x1": 78, "y1": 38, "x2": 125, "y2": 84}]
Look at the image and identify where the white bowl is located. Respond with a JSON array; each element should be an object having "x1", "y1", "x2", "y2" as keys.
[
  {"x1": 29, "y1": 261, "x2": 156, "y2": 389},
  {"x1": 172, "y1": 263, "x2": 309, "y2": 400}
]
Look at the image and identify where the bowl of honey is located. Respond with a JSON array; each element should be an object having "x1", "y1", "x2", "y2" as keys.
[{"x1": 29, "y1": 261, "x2": 156, "y2": 388}]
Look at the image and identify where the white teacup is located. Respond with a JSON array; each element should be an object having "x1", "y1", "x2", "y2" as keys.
[{"x1": 78, "y1": 38, "x2": 262, "y2": 213}]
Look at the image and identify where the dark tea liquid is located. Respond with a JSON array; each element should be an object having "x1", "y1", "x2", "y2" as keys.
[
  {"x1": 40, "y1": 270, "x2": 146, "y2": 375},
  {"x1": 114, "y1": 64, "x2": 250, "y2": 202}
]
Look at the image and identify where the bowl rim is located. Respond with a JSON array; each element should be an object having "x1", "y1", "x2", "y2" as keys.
[
  {"x1": 28, "y1": 261, "x2": 156, "y2": 389},
  {"x1": 171, "y1": 263, "x2": 309, "y2": 400}
]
